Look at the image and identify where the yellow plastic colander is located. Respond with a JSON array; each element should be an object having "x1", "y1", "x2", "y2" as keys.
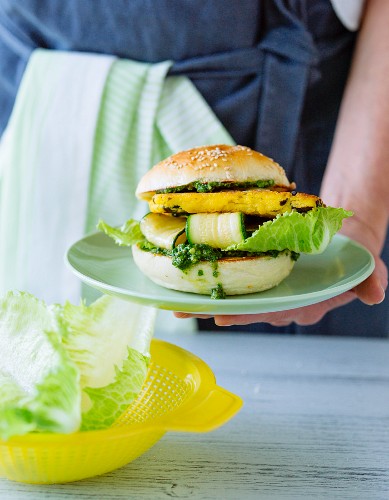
[{"x1": 0, "y1": 339, "x2": 242, "y2": 484}]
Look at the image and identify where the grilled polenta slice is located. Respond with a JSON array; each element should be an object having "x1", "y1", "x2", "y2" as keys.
[{"x1": 149, "y1": 190, "x2": 322, "y2": 217}]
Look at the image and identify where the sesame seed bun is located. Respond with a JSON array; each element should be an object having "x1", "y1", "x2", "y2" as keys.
[
  {"x1": 136, "y1": 145, "x2": 292, "y2": 200},
  {"x1": 132, "y1": 244, "x2": 295, "y2": 296}
]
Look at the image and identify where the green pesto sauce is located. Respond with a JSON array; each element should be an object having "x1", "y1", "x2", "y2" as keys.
[
  {"x1": 139, "y1": 242, "x2": 299, "y2": 270},
  {"x1": 156, "y1": 179, "x2": 275, "y2": 194},
  {"x1": 174, "y1": 244, "x2": 221, "y2": 271},
  {"x1": 211, "y1": 283, "x2": 226, "y2": 300}
]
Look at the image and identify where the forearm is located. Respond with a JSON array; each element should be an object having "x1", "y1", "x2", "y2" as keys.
[{"x1": 320, "y1": 0, "x2": 389, "y2": 254}]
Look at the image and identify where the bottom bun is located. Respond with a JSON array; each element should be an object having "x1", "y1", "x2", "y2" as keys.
[{"x1": 132, "y1": 244, "x2": 295, "y2": 296}]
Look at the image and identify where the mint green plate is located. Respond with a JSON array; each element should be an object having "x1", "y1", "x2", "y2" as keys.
[{"x1": 66, "y1": 234, "x2": 374, "y2": 315}]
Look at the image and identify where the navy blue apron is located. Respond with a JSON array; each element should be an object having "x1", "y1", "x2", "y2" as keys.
[{"x1": 0, "y1": 0, "x2": 388, "y2": 336}]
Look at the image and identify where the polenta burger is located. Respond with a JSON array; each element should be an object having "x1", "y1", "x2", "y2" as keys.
[{"x1": 98, "y1": 145, "x2": 352, "y2": 298}]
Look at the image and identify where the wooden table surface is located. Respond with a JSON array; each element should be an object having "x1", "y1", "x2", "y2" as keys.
[{"x1": 1, "y1": 332, "x2": 389, "y2": 499}]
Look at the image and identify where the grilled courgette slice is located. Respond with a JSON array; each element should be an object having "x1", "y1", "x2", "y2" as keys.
[
  {"x1": 186, "y1": 212, "x2": 246, "y2": 249},
  {"x1": 140, "y1": 213, "x2": 186, "y2": 249}
]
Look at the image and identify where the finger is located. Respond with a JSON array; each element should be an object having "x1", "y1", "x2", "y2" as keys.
[
  {"x1": 214, "y1": 310, "x2": 294, "y2": 327},
  {"x1": 173, "y1": 312, "x2": 212, "y2": 319},
  {"x1": 353, "y1": 272, "x2": 385, "y2": 305},
  {"x1": 214, "y1": 290, "x2": 357, "y2": 327},
  {"x1": 375, "y1": 256, "x2": 389, "y2": 289},
  {"x1": 268, "y1": 320, "x2": 292, "y2": 327},
  {"x1": 353, "y1": 256, "x2": 387, "y2": 305},
  {"x1": 291, "y1": 291, "x2": 356, "y2": 325}
]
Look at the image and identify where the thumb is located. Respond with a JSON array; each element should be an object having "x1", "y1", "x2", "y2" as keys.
[{"x1": 354, "y1": 269, "x2": 386, "y2": 305}]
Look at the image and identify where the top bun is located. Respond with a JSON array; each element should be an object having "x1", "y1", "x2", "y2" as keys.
[{"x1": 136, "y1": 145, "x2": 292, "y2": 200}]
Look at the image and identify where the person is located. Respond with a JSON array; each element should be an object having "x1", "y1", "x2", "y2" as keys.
[
  {"x1": 0, "y1": 0, "x2": 388, "y2": 336},
  {"x1": 176, "y1": 0, "x2": 389, "y2": 335}
]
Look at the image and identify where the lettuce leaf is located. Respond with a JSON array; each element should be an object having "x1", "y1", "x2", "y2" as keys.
[
  {"x1": 97, "y1": 218, "x2": 144, "y2": 246},
  {"x1": 0, "y1": 292, "x2": 81, "y2": 440},
  {"x1": 0, "y1": 292, "x2": 156, "y2": 438},
  {"x1": 60, "y1": 295, "x2": 156, "y2": 431},
  {"x1": 229, "y1": 207, "x2": 353, "y2": 254}
]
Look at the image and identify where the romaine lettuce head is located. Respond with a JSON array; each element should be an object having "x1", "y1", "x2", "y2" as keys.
[
  {"x1": 229, "y1": 207, "x2": 353, "y2": 254},
  {"x1": 0, "y1": 292, "x2": 80, "y2": 440},
  {"x1": 0, "y1": 292, "x2": 156, "y2": 439},
  {"x1": 60, "y1": 295, "x2": 156, "y2": 431}
]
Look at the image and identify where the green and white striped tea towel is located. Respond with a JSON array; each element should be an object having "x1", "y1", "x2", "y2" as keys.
[{"x1": 0, "y1": 49, "x2": 234, "y2": 325}]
